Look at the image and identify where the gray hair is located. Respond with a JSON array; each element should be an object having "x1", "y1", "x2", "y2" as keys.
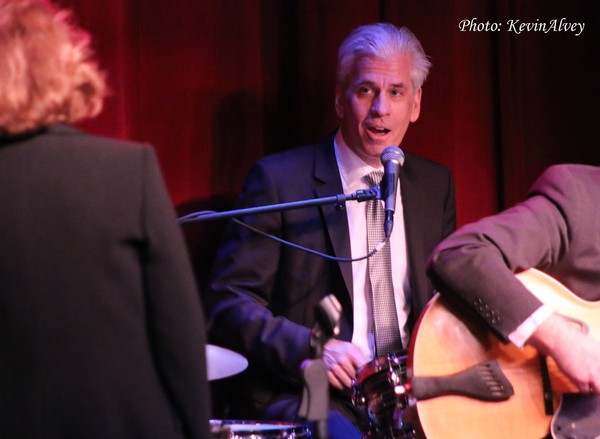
[{"x1": 336, "y1": 23, "x2": 432, "y2": 92}]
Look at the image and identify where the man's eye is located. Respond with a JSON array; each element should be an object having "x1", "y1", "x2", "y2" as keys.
[
  {"x1": 391, "y1": 89, "x2": 403, "y2": 97},
  {"x1": 358, "y1": 87, "x2": 372, "y2": 95}
]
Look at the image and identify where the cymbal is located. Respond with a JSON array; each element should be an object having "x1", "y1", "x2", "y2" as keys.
[{"x1": 206, "y1": 344, "x2": 248, "y2": 381}]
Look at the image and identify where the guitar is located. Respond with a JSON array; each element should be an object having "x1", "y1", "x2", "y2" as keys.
[{"x1": 408, "y1": 268, "x2": 600, "y2": 439}]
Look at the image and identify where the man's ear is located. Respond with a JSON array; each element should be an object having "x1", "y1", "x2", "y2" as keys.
[{"x1": 410, "y1": 87, "x2": 422, "y2": 122}]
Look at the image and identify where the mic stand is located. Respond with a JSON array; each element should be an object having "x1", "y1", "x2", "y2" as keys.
[
  {"x1": 178, "y1": 189, "x2": 379, "y2": 224},
  {"x1": 298, "y1": 295, "x2": 342, "y2": 439}
]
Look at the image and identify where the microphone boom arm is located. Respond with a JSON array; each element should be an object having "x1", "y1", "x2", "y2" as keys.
[{"x1": 179, "y1": 188, "x2": 380, "y2": 224}]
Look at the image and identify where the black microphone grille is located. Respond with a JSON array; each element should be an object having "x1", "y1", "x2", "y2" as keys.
[{"x1": 381, "y1": 146, "x2": 405, "y2": 166}]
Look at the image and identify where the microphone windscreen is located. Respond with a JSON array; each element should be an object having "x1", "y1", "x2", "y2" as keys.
[{"x1": 381, "y1": 146, "x2": 405, "y2": 166}]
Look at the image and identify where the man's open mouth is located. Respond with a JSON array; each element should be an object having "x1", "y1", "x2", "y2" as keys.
[{"x1": 368, "y1": 126, "x2": 390, "y2": 135}]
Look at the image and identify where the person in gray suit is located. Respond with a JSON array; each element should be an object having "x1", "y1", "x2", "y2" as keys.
[
  {"x1": 0, "y1": 0, "x2": 210, "y2": 437},
  {"x1": 428, "y1": 164, "x2": 600, "y2": 396},
  {"x1": 206, "y1": 23, "x2": 456, "y2": 438}
]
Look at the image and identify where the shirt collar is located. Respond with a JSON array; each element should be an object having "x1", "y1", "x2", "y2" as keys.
[{"x1": 333, "y1": 129, "x2": 382, "y2": 190}]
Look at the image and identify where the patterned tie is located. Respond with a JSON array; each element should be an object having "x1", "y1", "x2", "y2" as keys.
[{"x1": 364, "y1": 171, "x2": 403, "y2": 357}]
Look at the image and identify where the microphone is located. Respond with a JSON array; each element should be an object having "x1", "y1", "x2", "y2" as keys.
[
  {"x1": 314, "y1": 294, "x2": 342, "y2": 339},
  {"x1": 380, "y1": 146, "x2": 405, "y2": 238}
]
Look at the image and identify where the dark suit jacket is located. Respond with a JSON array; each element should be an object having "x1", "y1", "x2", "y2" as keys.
[
  {"x1": 0, "y1": 124, "x2": 210, "y2": 438},
  {"x1": 206, "y1": 134, "x2": 456, "y2": 412},
  {"x1": 429, "y1": 164, "x2": 600, "y2": 340}
]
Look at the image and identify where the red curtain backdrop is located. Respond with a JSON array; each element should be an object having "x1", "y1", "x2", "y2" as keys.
[{"x1": 61, "y1": 0, "x2": 599, "y2": 227}]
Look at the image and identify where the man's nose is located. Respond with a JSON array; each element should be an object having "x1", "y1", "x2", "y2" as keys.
[{"x1": 370, "y1": 93, "x2": 391, "y2": 116}]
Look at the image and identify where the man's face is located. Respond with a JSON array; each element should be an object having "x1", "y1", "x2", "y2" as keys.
[{"x1": 335, "y1": 54, "x2": 422, "y2": 167}]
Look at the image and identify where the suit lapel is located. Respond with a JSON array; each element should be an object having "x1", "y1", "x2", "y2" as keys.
[
  {"x1": 400, "y1": 161, "x2": 424, "y2": 263},
  {"x1": 399, "y1": 157, "x2": 428, "y2": 320},
  {"x1": 312, "y1": 139, "x2": 353, "y2": 298}
]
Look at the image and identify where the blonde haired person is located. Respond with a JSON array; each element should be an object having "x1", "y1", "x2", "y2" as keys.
[
  {"x1": 0, "y1": 0, "x2": 105, "y2": 134},
  {"x1": 0, "y1": 1, "x2": 210, "y2": 437}
]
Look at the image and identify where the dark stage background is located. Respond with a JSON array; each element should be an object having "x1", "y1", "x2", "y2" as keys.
[{"x1": 62, "y1": 0, "x2": 598, "y2": 227}]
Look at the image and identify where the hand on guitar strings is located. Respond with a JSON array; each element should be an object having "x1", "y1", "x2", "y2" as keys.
[
  {"x1": 322, "y1": 339, "x2": 368, "y2": 390},
  {"x1": 527, "y1": 313, "x2": 600, "y2": 394}
]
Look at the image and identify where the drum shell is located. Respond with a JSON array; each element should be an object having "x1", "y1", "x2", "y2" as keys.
[
  {"x1": 209, "y1": 419, "x2": 311, "y2": 439},
  {"x1": 352, "y1": 352, "x2": 410, "y2": 436}
]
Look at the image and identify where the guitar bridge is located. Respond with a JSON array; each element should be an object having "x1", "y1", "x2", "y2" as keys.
[{"x1": 410, "y1": 360, "x2": 514, "y2": 402}]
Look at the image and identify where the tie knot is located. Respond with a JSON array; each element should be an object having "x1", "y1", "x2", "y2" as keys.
[{"x1": 363, "y1": 170, "x2": 383, "y2": 187}]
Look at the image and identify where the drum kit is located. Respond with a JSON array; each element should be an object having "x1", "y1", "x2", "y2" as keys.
[
  {"x1": 207, "y1": 344, "x2": 415, "y2": 439},
  {"x1": 206, "y1": 344, "x2": 312, "y2": 438}
]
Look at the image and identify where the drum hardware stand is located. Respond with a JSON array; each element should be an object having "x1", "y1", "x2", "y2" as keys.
[{"x1": 298, "y1": 295, "x2": 343, "y2": 439}]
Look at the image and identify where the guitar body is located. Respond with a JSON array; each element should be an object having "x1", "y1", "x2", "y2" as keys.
[{"x1": 408, "y1": 268, "x2": 600, "y2": 439}]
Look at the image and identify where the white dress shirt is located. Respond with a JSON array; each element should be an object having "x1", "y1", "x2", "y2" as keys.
[{"x1": 333, "y1": 132, "x2": 411, "y2": 360}]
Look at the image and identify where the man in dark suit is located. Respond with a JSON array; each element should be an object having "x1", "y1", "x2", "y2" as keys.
[
  {"x1": 0, "y1": 1, "x2": 210, "y2": 437},
  {"x1": 206, "y1": 23, "x2": 456, "y2": 438},
  {"x1": 428, "y1": 164, "x2": 600, "y2": 395}
]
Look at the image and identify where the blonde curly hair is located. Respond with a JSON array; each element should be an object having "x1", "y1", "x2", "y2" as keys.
[{"x1": 0, "y1": 0, "x2": 107, "y2": 135}]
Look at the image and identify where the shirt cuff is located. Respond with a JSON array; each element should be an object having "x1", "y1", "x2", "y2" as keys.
[{"x1": 508, "y1": 304, "x2": 554, "y2": 348}]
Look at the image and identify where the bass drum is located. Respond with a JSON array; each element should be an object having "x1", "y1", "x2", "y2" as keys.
[{"x1": 210, "y1": 419, "x2": 311, "y2": 439}]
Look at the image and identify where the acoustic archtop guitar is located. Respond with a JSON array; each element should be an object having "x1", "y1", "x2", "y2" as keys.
[{"x1": 408, "y1": 268, "x2": 600, "y2": 439}]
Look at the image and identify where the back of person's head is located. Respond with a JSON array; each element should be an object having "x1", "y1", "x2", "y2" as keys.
[
  {"x1": 336, "y1": 22, "x2": 431, "y2": 92},
  {"x1": 0, "y1": 0, "x2": 106, "y2": 136}
]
